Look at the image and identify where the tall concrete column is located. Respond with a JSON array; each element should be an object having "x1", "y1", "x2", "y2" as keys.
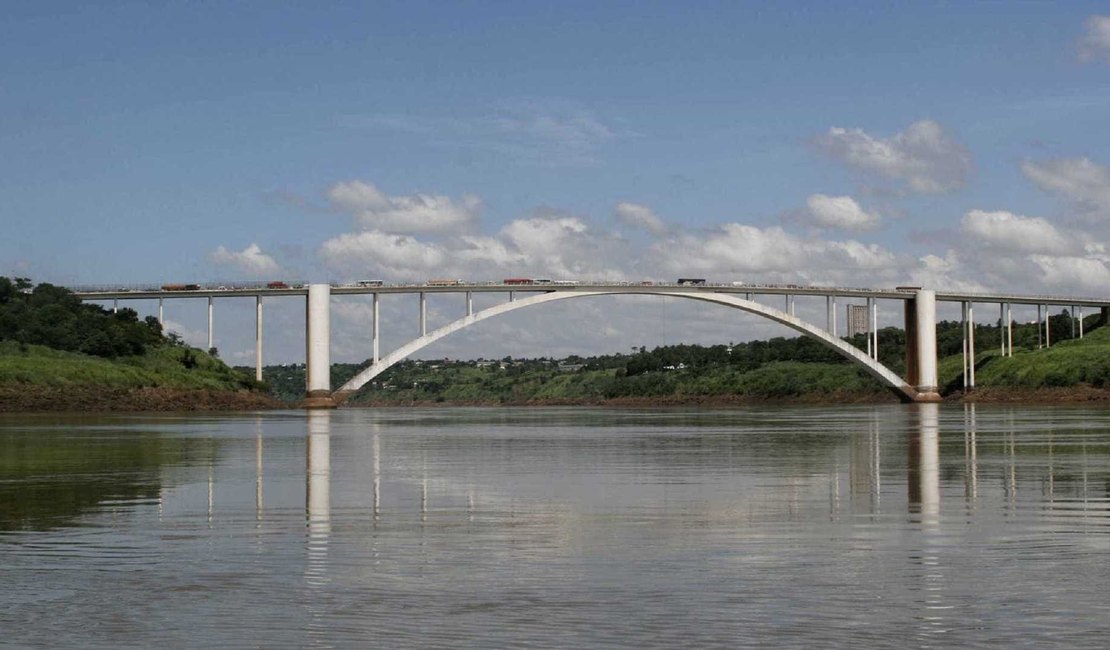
[
  {"x1": 372, "y1": 293, "x2": 380, "y2": 364},
  {"x1": 831, "y1": 295, "x2": 837, "y2": 337},
  {"x1": 1037, "y1": 305, "x2": 1043, "y2": 348},
  {"x1": 872, "y1": 299, "x2": 879, "y2": 360},
  {"x1": 1007, "y1": 303, "x2": 1013, "y2": 356},
  {"x1": 305, "y1": 283, "x2": 333, "y2": 408},
  {"x1": 255, "y1": 296, "x2": 263, "y2": 382},
  {"x1": 158, "y1": 298, "x2": 164, "y2": 326},
  {"x1": 968, "y1": 302, "x2": 976, "y2": 389},
  {"x1": 1000, "y1": 303, "x2": 1006, "y2": 357},
  {"x1": 466, "y1": 291, "x2": 473, "y2": 317},
  {"x1": 1044, "y1": 305, "x2": 1051, "y2": 347},
  {"x1": 962, "y1": 302, "x2": 969, "y2": 390},
  {"x1": 207, "y1": 296, "x2": 214, "y2": 351},
  {"x1": 1079, "y1": 307, "x2": 1084, "y2": 339},
  {"x1": 419, "y1": 292, "x2": 427, "y2": 336},
  {"x1": 910, "y1": 290, "x2": 940, "y2": 401}
]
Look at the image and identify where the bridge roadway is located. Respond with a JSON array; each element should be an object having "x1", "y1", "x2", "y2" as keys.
[
  {"x1": 69, "y1": 281, "x2": 1110, "y2": 407},
  {"x1": 68, "y1": 281, "x2": 1110, "y2": 308}
]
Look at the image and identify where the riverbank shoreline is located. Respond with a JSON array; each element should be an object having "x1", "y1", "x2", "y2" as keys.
[
  {"x1": 0, "y1": 384, "x2": 284, "y2": 412},
  {"x1": 348, "y1": 385, "x2": 1110, "y2": 408},
  {"x1": 7, "y1": 384, "x2": 1110, "y2": 412}
]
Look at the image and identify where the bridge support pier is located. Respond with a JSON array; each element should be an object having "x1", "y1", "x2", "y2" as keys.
[
  {"x1": 304, "y1": 283, "x2": 335, "y2": 409},
  {"x1": 419, "y1": 292, "x2": 427, "y2": 336},
  {"x1": 255, "y1": 296, "x2": 263, "y2": 382},
  {"x1": 905, "y1": 290, "x2": 941, "y2": 402},
  {"x1": 372, "y1": 293, "x2": 380, "y2": 363}
]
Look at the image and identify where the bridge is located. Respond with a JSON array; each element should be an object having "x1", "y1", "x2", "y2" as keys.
[{"x1": 70, "y1": 280, "x2": 1110, "y2": 407}]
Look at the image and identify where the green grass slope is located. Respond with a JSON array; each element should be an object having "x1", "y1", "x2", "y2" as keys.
[
  {"x1": 935, "y1": 323, "x2": 1110, "y2": 391},
  {"x1": 0, "y1": 341, "x2": 264, "y2": 391}
]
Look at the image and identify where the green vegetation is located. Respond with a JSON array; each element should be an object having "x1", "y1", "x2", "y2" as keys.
[
  {"x1": 0, "y1": 278, "x2": 265, "y2": 393},
  {"x1": 0, "y1": 277, "x2": 164, "y2": 357},
  {"x1": 0, "y1": 341, "x2": 263, "y2": 390},
  {"x1": 957, "y1": 322, "x2": 1110, "y2": 389}
]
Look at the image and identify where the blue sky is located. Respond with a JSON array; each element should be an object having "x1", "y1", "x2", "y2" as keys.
[{"x1": 4, "y1": 2, "x2": 1110, "y2": 362}]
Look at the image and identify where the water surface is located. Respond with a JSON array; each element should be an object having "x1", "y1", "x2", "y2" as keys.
[{"x1": 2, "y1": 405, "x2": 1110, "y2": 647}]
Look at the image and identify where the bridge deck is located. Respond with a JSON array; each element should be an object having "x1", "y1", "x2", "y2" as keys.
[{"x1": 69, "y1": 282, "x2": 1110, "y2": 307}]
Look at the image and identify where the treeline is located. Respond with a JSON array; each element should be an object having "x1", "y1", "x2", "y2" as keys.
[
  {"x1": 253, "y1": 308, "x2": 1106, "y2": 404},
  {"x1": 0, "y1": 276, "x2": 164, "y2": 357}
]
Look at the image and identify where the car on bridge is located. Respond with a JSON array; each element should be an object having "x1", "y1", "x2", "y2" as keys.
[{"x1": 677, "y1": 278, "x2": 706, "y2": 286}]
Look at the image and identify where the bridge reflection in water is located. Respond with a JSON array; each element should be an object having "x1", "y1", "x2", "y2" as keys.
[
  {"x1": 250, "y1": 405, "x2": 1110, "y2": 540},
  {"x1": 6, "y1": 407, "x2": 1110, "y2": 646}
]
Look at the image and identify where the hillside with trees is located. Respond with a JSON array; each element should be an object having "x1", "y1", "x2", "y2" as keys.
[{"x1": 0, "y1": 277, "x2": 276, "y2": 411}]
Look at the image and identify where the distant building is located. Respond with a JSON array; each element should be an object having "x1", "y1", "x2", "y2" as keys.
[{"x1": 847, "y1": 304, "x2": 870, "y2": 337}]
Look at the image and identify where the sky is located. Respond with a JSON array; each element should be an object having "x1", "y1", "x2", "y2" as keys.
[{"x1": 3, "y1": 2, "x2": 1110, "y2": 365}]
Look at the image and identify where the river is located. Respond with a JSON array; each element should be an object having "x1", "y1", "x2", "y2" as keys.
[{"x1": 2, "y1": 405, "x2": 1109, "y2": 647}]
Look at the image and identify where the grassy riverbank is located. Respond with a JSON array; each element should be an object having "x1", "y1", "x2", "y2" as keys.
[
  {"x1": 0, "y1": 342, "x2": 280, "y2": 411},
  {"x1": 937, "y1": 322, "x2": 1110, "y2": 395},
  {"x1": 0, "y1": 278, "x2": 280, "y2": 412}
]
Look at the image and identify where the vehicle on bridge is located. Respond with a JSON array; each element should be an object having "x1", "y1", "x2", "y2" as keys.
[
  {"x1": 677, "y1": 278, "x2": 706, "y2": 286},
  {"x1": 356, "y1": 280, "x2": 384, "y2": 287},
  {"x1": 427, "y1": 279, "x2": 464, "y2": 286},
  {"x1": 504, "y1": 278, "x2": 533, "y2": 285},
  {"x1": 162, "y1": 283, "x2": 200, "y2": 291},
  {"x1": 267, "y1": 281, "x2": 290, "y2": 289},
  {"x1": 552, "y1": 280, "x2": 580, "y2": 286}
]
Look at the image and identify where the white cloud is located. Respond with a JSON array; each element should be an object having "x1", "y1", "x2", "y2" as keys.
[
  {"x1": 1031, "y1": 255, "x2": 1110, "y2": 290},
  {"x1": 614, "y1": 202, "x2": 667, "y2": 235},
  {"x1": 1079, "y1": 15, "x2": 1110, "y2": 63},
  {"x1": 813, "y1": 119, "x2": 972, "y2": 193},
  {"x1": 657, "y1": 224, "x2": 899, "y2": 285},
  {"x1": 960, "y1": 209, "x2": 1072, "y2": 254},
  {"x1": 318, "y1": 214, "x2": 626, "y2": 282},
  {"x1": 319, "y1": 231, "x2": 447, "y2": 279},
  {"x1": 208, "y1": 243, "x2": 281, "y2": 278},
  {"x1": 805, "y1": 194, "x2": 881, "y2": 231},
  {"x1": 906, "y1": 251, "x2": 990, "y2": 294},
  {"x1": 326, "y1": 180, "x2": 481, "y2": 233},
  {"x1": 1022, "y1": 158, "x2": 1110, "y2": 217}
]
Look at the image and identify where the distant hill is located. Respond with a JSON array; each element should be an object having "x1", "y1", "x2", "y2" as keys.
[{"x1": 0, "y1": 277, "x2": 276, "y2": 411}]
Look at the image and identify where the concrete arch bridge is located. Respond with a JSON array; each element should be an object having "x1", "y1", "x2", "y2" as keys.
[
  {"x1": 73, "y1": 281, "x2": 1110, "y2": 407},
  {"x1": 326, "y1": 287, "x2": 933, "y2": 405}
]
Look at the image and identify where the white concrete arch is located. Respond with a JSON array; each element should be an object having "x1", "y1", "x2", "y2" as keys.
[{"x1": 332, "y1": 290, "x2": 919, "y2": 403}]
